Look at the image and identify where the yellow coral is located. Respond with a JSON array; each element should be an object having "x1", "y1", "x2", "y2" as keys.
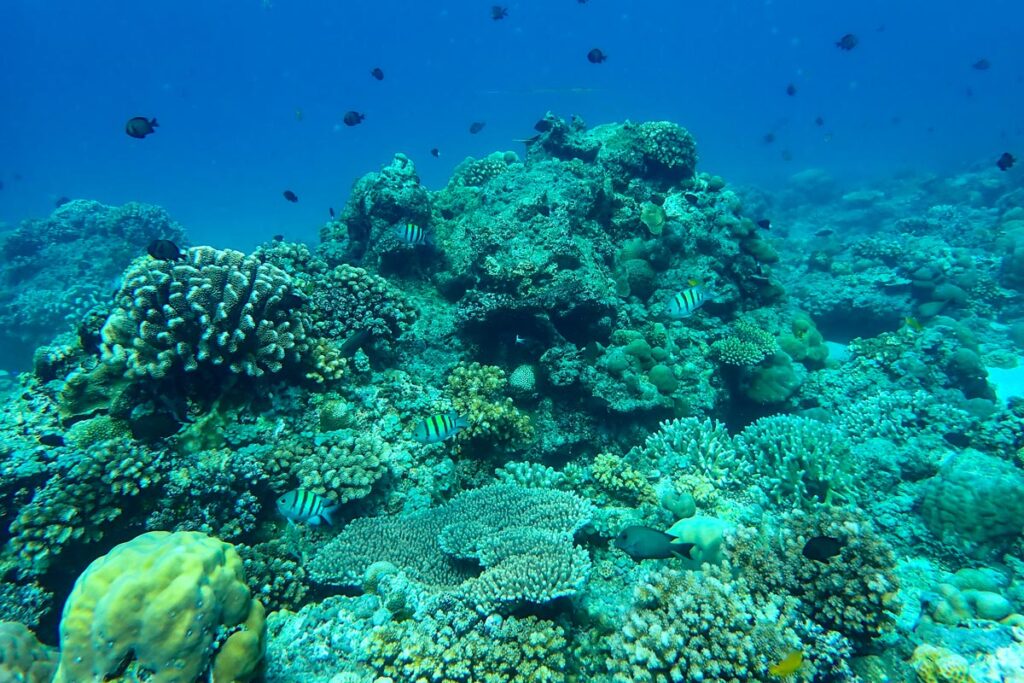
[
  {"x1": 911, "y1": 644, "x2": 974, "y2": 683},
  {"x1": 447, "y1": 362, "x2": 533, "y2": 447},
  {"x1": 0, "y1": 621, "x2": 57, "y2": 683},
  {"x1": 55, "y1": 531, "x2": 265, "y2": 683},
  {"x1": 592, "y1": 452, "x2": 657, "y2": 504}
]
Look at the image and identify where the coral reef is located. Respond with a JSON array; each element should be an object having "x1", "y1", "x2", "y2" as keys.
[{"x1": 0, "y1": 621, "x2": 58, "y2": 683}]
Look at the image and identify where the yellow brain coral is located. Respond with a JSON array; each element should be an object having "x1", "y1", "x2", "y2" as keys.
[
  {"x1": 54, "y1": 530, "x2": 266, "y2": 683},
  {"x1": 911, "y1": 644, "x2": 974, "y2": 683}
]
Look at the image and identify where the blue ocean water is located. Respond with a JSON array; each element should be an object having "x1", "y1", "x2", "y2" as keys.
[
  {"x1": 3, "y1": 2, "x2": 1024, "y2": 682},
  {"x1": 1, "y1": 0, "x2": 1021, "y2": 249}
]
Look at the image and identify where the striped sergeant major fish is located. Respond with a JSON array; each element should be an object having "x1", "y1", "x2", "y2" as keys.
[
  {"x1": 665, "y1": 285, "x2": 710, "y2": 318},
  {"x1": 395, "y1": 222, "x2": 429, "y2": 245},
  {"x1": 276, "y1": 488, "x2": 338, "y2": 526},
  {"x1": 413, "y1": 411, "x2": 470, "y2": 444}
]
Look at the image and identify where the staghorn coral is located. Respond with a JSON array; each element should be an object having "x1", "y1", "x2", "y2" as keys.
[
  {"x1": 100, "y1": 246, "x2": 312, "y2": 379},
  {"x1": 9, "y1": 437, "x2": 166, "y2": 573},
  {"x1": 0, "y1": 621, "x2": 58, "y2": 683},
  {"x1": 54, "y1": 530, "x2": 265, "y2": 683},
  {"x1": 710, "y1": 319, "x2": 778, "y2": 366},
  {"x1": 726, "y1": 507, "x2": 899, "y2": 645},
  {"x1": 606, "y1": 563, "x2": 802, "y2": 682},
  {"x1": 309, "y1": 484, "x2": 592, "y2": 606},
  {"x1": 627, "y1": 416, "x2": 740, "y2": 485},
  {"x1": 294, "y1": 429, "x2": 389, "y2": 504},
  {"x1": 494, "y1": 461, "x2": 566, "y2": 489},
  {"x1": 446, "y1": 362, "x2": 533, "y2": 448},
  {"x1": 733, "y1": 414, "x2": 860, "y2": 509},
  {"x1": 362, "y1": 604, "x2": 569, "y2": 683},
  {"x1": 306, "y1": 263, "x2": 415, "y2": 357},
  {"x1": 591, "y1": 452, "x2": 657, "y2": 505}
]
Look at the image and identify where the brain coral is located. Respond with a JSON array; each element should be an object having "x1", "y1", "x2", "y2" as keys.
[
  {"x1": 100, "y1": 246, "x2": 312, "y2": 378},
  {"x1": 919, "y1": 449, "x2": 1024, "y2": 556},
  {"x1": 54, "y1": 530, "x2": 265, "y2": 683},
  {"x1": 309, "y1": 484, "x2": 592, "y2": 606}
]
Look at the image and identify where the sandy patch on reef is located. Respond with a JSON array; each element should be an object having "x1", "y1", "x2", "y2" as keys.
[{"x1": 988, "y1": 361, "x2": 1024, "y2": 403}]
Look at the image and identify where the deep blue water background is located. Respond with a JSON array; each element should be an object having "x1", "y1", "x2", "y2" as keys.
[{"x1": 1, "y1": 0, "x2": 1021, "y2": 250}]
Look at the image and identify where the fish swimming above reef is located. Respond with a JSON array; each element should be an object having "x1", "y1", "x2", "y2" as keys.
[
  {"x1": 146, "y1": 239, "x2": 185, "y2": 261},
  {"x1": 370, "y1": 67, "x2": 384, "y2": 80},
  {"x1": 587, "y1": 48, "x2": 607, "y2": 64},
  {"x1": 343, "y1": 111, "x2": 365, "y2": 127},
  {"x1": 802, "y1": 535, "x2": 845, "y2": 563},
  {"x1": 665, "y1": 285, "x2": 709, "y2": 318},
  {"x1": 277, "y1": 488, "x2": 337, "y2": 526},
  {"x1": 413, "y1": 411, "x2": 470, "y2": 443},
  {"x1": 491, "y1": 5, "x2": 508, "y2": 20},
  {"x1": 469, "y1": 121, "x2": 486, "y2": 134},
  {"x1": 786, "y1": 83, "x2": 797, "y2": 96},
  {"x1": 430, "y1": 147, "x2": 440, "y2": 157},
  {"x1": 125, "y1": 116, "x2": 158, "y2": 139},
  {"x1": 395, "y1": 222, "x2": 429, "y2": 245},
  {"x1": 283, "y1": 190, "x2": 299, "y2": 203},
  {"x1": 769, "y1": 650, "x2": 804, "y2": 678},
  {"x1": 835, "y1": 33, "x2": 858, "y2": 51},
  {"x1": 972, "y1": 58, "x2": 991, "y2": 71},
  {"x1": 814, "y1": 228, "x2": 834, "y2": 237},
  {"x1": 614, "y1": 526, "x2": 696, "y2": 561},
  {"x1": 756, "y1": 218, "x2": 772, "y2": 230},
  {"x1": 815, "y1": 116, "x2": 825, "y2": 126},
  {"x1": 54, "y1": 196, "x2": 71, "y2": 208},
  {"x1": 997, "y1": 152, "x2": 1015, "y2": 171}
]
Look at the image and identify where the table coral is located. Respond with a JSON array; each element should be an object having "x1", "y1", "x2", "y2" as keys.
[
  {"x1": 54, "y1": 530, "x2": 265, "y2": 683},
  {"x1": 308, "y1": 484, "x2": 592, "y2": 607}
]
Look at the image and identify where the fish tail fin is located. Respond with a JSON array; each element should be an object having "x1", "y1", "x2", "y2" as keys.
[
  {"x1": 453, "y1": 412, "x2": 470, "y2": 430},
  {"x1": 670, "y1": 542, "x2": 696, "y2": 560},
  {"x1": 320, "y1": 505, "x2": 338, "y2": 526},
  {"x1": 150, "y1": 118, "x2": 159, "y2": 127}
]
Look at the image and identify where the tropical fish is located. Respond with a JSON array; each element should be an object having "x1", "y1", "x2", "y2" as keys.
[
  {"x1": 972, "y1": 58, "x2": 991, "y2": 71},
  {"x1": 904, "y1": 316, "x2": 924, "y2": 332},
  {"x1": 587, "y1": 48, "x2": 607, "y2": 64},
  {"x1": 786, "y1": 83, "x2": 797, "y2": 96},
  {"x1": 802, "y1": 535, "x2": 845, "y2": 563},
  {"x1": 997, "y1": 152, "x2": 1015, "y2": 171},
  {"x1": 413, "y1": 411, "x2": 470, "y2": 443},
  {"x1": 55, "y1": 196, "x2": 71, "y2": 208},
  {"x1": 431, "y1": 148, "x2": 441, "y2": 157},
  {"x1": 125, "y1": 116, "x2": 158, "y2": 139},
  {"x1": 343, "y1": 111, "x2": 365, "y2": 127},
  {"x1": 835, "y1": 33, "x2": 858, "y2": 51},
  {"x1": 814, "y1": 116, "x2": 825, "y2": 126},
  {"x1": 814, "y1": 228, "x2": 834, "y2": 237},
  {"x1": 283, "y1": 190, "x2": 299, "y2": 203},
  {"x1": 469, "y1": 121, "x2": 486, "y2": 134},
  {"x1": 769, "y1": 650, "x2": 804, "y2": 678},
  {"x1": 491, "y1": 5, "x2": 508, "y2": 20},
  {"x1": 147, "y1": 239, "x2": 185, "y2": 261},
  {"x1": 295, "y1": 108, "x2": 303, "y2": 122},
  {"x1": 276, "y1": 488, "x2": 337, "y2": 525},
  {"x1": 370, "y1": 67, "x2": 384, "y2": 81},
  {"x1": 756, "y1": 219, "x2": 772, "y2": 230},
  {"x1": 665, "y1": 286, "x2": 709, "y2": 318},
  {"x1": 395, "y1": 222, "x2": 429, "y2": 245},
  {"x1": 614, "y1": 526, "x2": 696, "y2": 561}
]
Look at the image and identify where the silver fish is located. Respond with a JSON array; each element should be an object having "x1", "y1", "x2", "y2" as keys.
[{"x1": 276, "y1": 488, "x2": 337, "y2": 525}]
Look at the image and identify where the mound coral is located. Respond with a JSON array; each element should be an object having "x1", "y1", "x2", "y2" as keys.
[
  {"x1": 54, "y1": 530, "x2": 265, "y2": 683},
  {"x1": 0, "y1": 621, "x2": 58, "y2": 683}
]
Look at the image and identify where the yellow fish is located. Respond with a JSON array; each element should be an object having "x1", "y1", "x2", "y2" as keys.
[
  {"x1": 769, "y1": 650, "x2": 803, "y2": 678},
  {"x1": 687, "y1": 278, "x2": 701, "y2": 287},
  {"x1": 904, "y1": 316, "x2": 923, "y2": 332}
]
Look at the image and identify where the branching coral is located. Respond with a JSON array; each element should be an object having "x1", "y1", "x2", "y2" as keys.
[
  {"x1": 101, "y1": 246, "x2": 312, "y2": 378},
  {"x1": 733, "y1": 414, "x2": 861, "y2": 509},
  {"x1": 446, "y1": 362, "x2": 533, "y2": 447},
  {"x1": 606, "y1": 564, "x2": 802, "y2": 682},
  {"x1": 711, "y1": 320, "x2": 778, "y2": 366}
]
